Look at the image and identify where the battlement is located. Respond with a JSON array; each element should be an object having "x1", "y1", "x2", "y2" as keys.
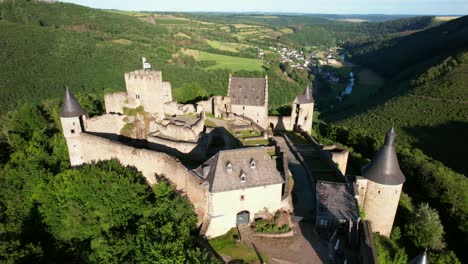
[{"x1": 124, "y1": 70, "x2": 162, "y2": 81}]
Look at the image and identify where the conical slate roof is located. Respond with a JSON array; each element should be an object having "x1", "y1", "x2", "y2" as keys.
[
  {"x1": 409, "y1": 251, "x2": 428, "y2": 264},
  {"x1": 59, "y1": 88, "x2": 85, "y2": 118},
  {"x1": 294, "y1": 85, "x2": 314, "y2": 104},
  {"x1": 361, "y1": 127, "x2": 406, "y2": 185}
]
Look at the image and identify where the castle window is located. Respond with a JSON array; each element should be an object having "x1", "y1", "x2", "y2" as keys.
[
  {"x1": 240, "y1": 195, "x2": 245, "y2": 201},
  {"x1": 250, "y1": 159, "x2": 256, "y2": 169},
  {"x1": 136, "y1": 94, "x2": 140, "y2": 99},
  {"x1": 71, "y1": 129, "x2": 75, "y2": 134},
  {"x1": 226, "y1": 162, "x2": 233, "y2": 173},
  {"x1": 243, "y1": 106, "x2": 245, "y2": 110},
  {"x1": 240, "y1": 171, "x2": 247, "y2": 183},
  {"x1": 73, "y1": 122, "x2": 75, "y2": 126}
]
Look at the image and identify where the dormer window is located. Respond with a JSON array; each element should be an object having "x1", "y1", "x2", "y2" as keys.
[
  {"x1": 226, "y1": 162, "x2": 233, "y2": 173},
  {"x1": 250, "y1": 159, "x2": 256, "y2": 169},
  {"x1": 240, "y1": 171, "x2": 247, "y2": 183}
]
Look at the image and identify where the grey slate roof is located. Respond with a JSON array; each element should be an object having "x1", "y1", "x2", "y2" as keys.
[
  {"x1": 59, "y1": 88, "x2": 85, "y2": 118},
  {"x1": 294, "y1": 85, "x2": 314, "y2": 104},
  {"x1": 361, "y1": 127, "x2": 406, "y2": 185},
  {"x1": 409, "y1": 251, "x2": 428, "y2": 264},
  {"x1": 229, "y1": 77, "x2": 266, "y2": 106},
  {"x1": 193, "y1": 147, "x2": 283, "y2": 193},
  {"x1": 316, "y1": 181, "x2": 359, "y2": 221}
]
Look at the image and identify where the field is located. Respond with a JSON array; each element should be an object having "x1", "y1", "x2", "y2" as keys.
[
  {"x1": 205, "y1": 39, "x2": 250, "y2": 53},
  {"x1": 435, "y1": 16, "x2": 460, "y2": 21},
  {"x1": 180, "y1": 49, "x2": 264, "y2": 71}
]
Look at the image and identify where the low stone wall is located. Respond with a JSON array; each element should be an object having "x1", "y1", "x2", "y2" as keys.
[
  {"x1": 156, "y1": 113, "x2": 205, "y2": 142},
  {"x1": 253, "y1": 230, "x2": 294, "y2": 238},
  {"x1": 79, "y1": 133, "x2": 208, "y2": 220}
]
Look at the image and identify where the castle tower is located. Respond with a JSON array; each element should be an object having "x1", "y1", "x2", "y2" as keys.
[
  {"x1": 124, "y1": 70, "x2": 172, "y2": 117},
  {"x1": 291, "y1": 85, "x2": 314, "y2": 133},
  {"x1": 60, "y1": 88, "x2": 86, "y2": 167},
  {"x1": 359, "y1": 127, "x2": 406, "y2": 237}
]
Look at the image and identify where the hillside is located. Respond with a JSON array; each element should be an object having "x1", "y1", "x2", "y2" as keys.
[
  {"x1": 344, "y1": 15, "x2": 468, "y2": 79},
  {"x1": 334, "y1": 50, "x2": 468, "y2": 175},
  {"x1": 0, "y1": 0, "x2": 308, "y2": 112}
]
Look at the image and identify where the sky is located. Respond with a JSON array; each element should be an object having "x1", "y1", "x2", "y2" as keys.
[{"x1": 60, "y1": 0, "x2": 468, "y2": 15}]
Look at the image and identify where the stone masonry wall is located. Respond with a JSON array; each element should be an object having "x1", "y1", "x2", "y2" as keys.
[
  {"x1": 78, "y1": 133, "x2": 208, "y2": 220},
  {"x1": 231, "y1": 104, "x2": 268, "y2": 130},
  {"x1": 362, "y1": 181, "x2": 402, "y2": 237},
  {"x1": 104, "y1": 92, "x2": 127, "y2": 114}
]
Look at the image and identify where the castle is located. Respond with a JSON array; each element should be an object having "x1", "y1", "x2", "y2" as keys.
[{"x1": 59, "y1": 63, "x2": 405, "y2": 240}]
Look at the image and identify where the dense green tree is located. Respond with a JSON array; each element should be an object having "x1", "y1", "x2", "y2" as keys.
[{"x1": 405, "y1": 203, "x2": 445, "y2": 250}]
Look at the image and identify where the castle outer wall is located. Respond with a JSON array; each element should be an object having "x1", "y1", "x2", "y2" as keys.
[{"x1": 77, "y1": 133, "x2": 208, "y2": 220}]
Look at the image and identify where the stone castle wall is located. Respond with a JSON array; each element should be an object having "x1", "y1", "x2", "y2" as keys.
[
  {"x1": 291, "y1": 102, "x2": 314, "y2": 133},
  {"x1": 156, "y1": 113, "x2": 205, "y2": 142},
  {"x1": 78, "y1": 133, "x2": 208, "y2": 220},
  {"x1": 323, "y1": 145, "x2": 349, "y2": 176},
  {"x1": 231, "y1": 104, "x2": 268, "y2": 129},
  {"x1": 361, "y1": 180, "x2": 402, "y2": 237},
  {"x1": 163, "y1": 101, "x2": 196, "y2": 116},
  {"x1": 85, "y1": 114, "x2": 126, "y2": 139},
  {"x1": 268, "y1": 116, "x2": 293, "y2": 131},
  {"x1": 104, "y1": 92, "x2": 127, "y2": 114}
]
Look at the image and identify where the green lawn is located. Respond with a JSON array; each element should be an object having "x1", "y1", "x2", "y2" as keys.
[
  {"x1": 237, "y1": 130, "x2": 262, "y2": 138},
  {"x1": 199, "y1": 51, "x2": 264, "y2": 71},
  {"x1": 209, "y1": 228, "x2": 259, "y2": 263}
]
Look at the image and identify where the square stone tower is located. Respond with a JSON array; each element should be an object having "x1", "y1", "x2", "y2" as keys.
[
  {"x1": 124, "y1": 70, "x2": 172, "y2": 117},
  {"x1": 291, "y1": 86, "x2": 314, "y2": 133}
]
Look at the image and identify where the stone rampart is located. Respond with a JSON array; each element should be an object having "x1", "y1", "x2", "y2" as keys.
[{"x1": 79, "y1": 133, "x2": 208, "y2": 220}]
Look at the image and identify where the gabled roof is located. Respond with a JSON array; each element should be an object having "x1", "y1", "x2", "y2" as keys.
[
  {"x1": 361, "y1": 127, "x2": 406, "y2": 185},
  {"x1": 229, "y1": 76, "x2": 267, "y2": 106},
  {"x1": 59, "y1": 88, "x2": 85, "y2": 118},
  {"x1": 193, "y1": 147, "x2": 283, "y2": 193},
  {"x1": 409, "y1": 251, "x2": 428, "y2": 264},
  {"x1": 294, "y1": 85, "x2": 314, "y2": 104}
]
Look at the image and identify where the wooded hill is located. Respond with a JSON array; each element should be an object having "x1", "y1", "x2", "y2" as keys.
[
  {"x1": 0, "y1": 0, "x2": 305, "y2": 112},
  {"x1": 326, "y1": 16, "x2": 468, "y2": 176}
]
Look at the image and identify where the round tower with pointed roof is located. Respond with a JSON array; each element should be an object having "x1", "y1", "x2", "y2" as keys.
[
  {"x1": 359, "y1": 127, "x2": 406, "y2": 237},
  {"x1": 291, "y1": 85, "x2": 314, "y2": 133},
  {"x1": 60, "y1": 88, "x2": 86, "y2": 166}
]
